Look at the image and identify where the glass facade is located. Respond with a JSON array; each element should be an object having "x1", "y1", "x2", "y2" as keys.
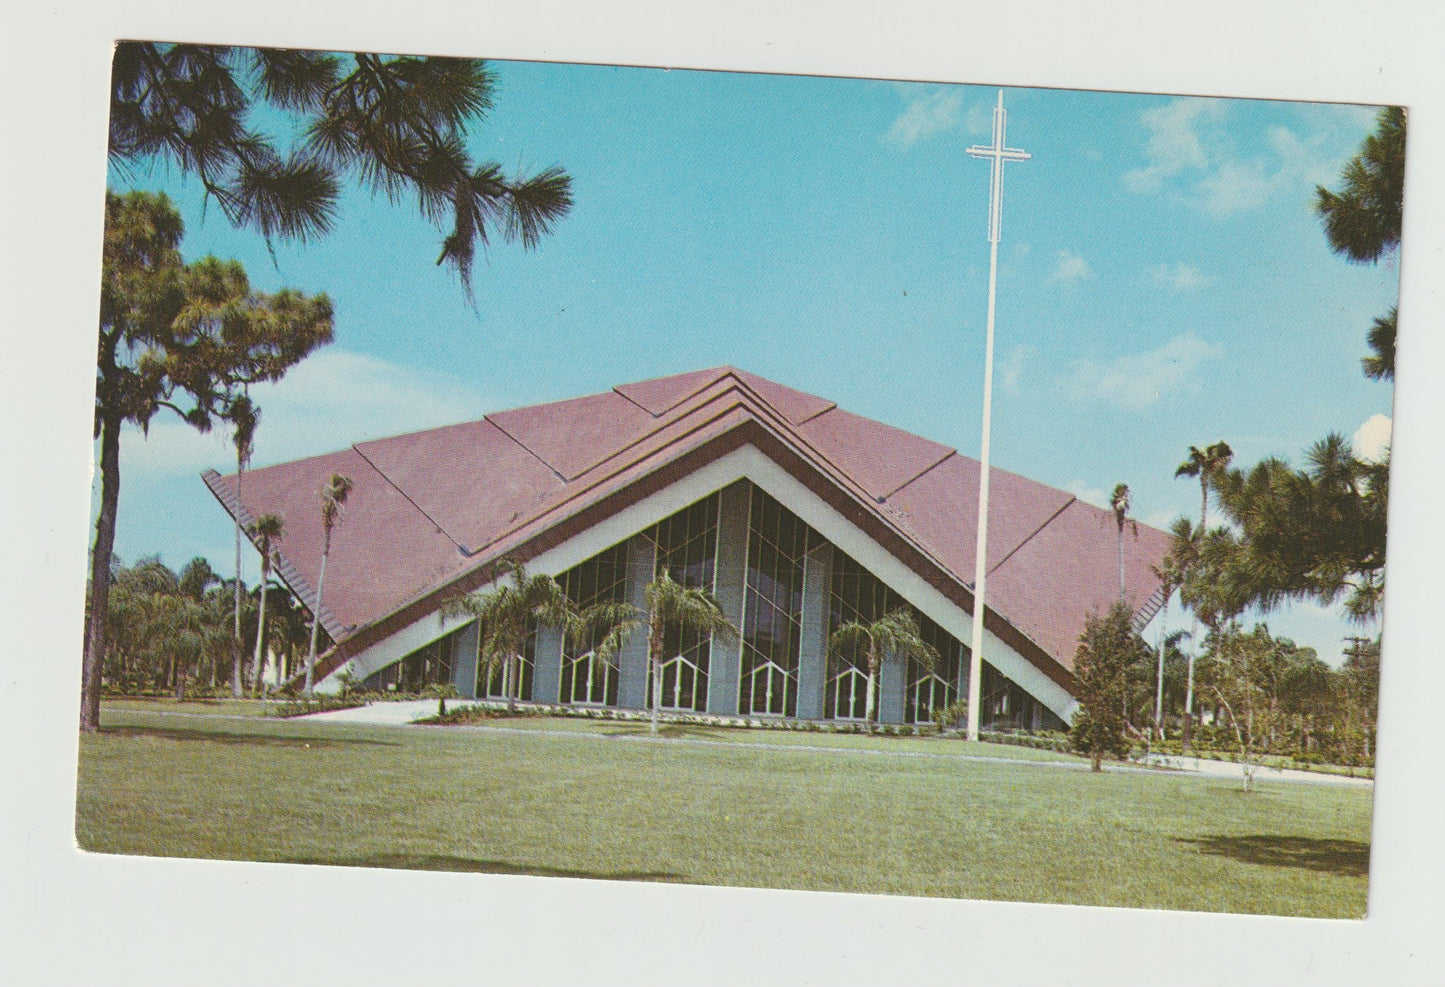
[
  {"x1": 827, "y1": 549, "x2": 967, "y2": 725},
  {"x1": 414, "y1": 478, "x2": 1061, "y2": 730},
  {"x1": 827, "y1": 551, "x2": 902, "y2": 720},
  {"x1": 738, "y1": 487, "x2": 813, "y2": 716},
  {"x1": 559, "y1": 543, "x2": 628, "y2": 706},
  {"x1": 648, "y1": 495, "x2": 719, "y2": 713},
  {"x1": 363, "y1": 627, "x2": 459, "y2": 692},
  {"x1": 906, "y1": 614, "x2": 964, "y2": 725},
  {"x1": 480, "y1": 629, "x2": 535, "y2": 702}
]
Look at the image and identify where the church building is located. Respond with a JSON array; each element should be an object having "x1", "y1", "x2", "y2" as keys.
[{"x1": 203, "y1": 367, "x2": 1171, "y2": 730}]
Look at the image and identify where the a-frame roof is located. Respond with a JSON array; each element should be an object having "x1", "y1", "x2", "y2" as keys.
[{"x1": 203, "y1": 367, "x2": 1171, "y2": 689}]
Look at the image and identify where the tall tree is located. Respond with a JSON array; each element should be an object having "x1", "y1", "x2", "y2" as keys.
[
  {"x1": 1173, "y1": 441, "x2": 1232, "y2": 745},
  {"x1": 585, "y1": 570, "x2": 739, "y2": 736},
  {"x1": 1071, "y1": 601, "x2": 1148, "y2": 772},
  {"x1": 444, "y1": 560, "x2": 579, "y2": 715},
  {"x1": 230, "y1": 395, "x2": 258, "y2": 698},
  {"x1": 1314, "y1": 106, "x2": 1405, "y2": 381},
  {"x1": 304, "y1": 473, "x2": 353, "y2": 697},
  {"x1": 1212, "y1": 435, "x2": 1387, "y2": 623},
  {"x1": 639, "y1": 572, "x2": 738, "y2": 735},
  {"x1": 109, "y1": 43, "x2": 573, "y2": 300},
  {"x1": 248, "y1": 513, "x2": 285, "y2": 694},
  {"x1": 83, "y1": 190, "x2": 333, "y2": 731},
  {"x1": 828, "y1": 609, "x2": 940, "y2": 734},
  {"x1": 1109, "y1": 483, "x2": 1135, "y2": 602}
]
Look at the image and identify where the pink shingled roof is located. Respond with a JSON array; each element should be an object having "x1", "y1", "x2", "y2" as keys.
[{"x1": 202, "y1": 367, "x2": 1170, "y2": 684}]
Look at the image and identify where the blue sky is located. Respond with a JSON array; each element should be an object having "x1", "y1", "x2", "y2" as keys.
[{"x1": 102, "y1": 58, "x2": 1398, "y2": 667}]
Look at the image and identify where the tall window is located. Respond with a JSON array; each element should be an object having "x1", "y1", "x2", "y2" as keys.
[
  {"x1": 827, "y1": 551, "x2": 966, "y2": 724},
  {"x1": 826, "y1": 551, "x2": 900, "y2": 720},
  {"x1": 481, "y1": 630, "x2": 535, "y2": 702},
  {"x1": 739, "y1": 488, "x2": 813, "y2": 717},
  {"x1": 364, "y1": 628, "x2": 458, "y2": 692},
  {"x1": 559, "y1": 544, "x2": 628, "y2": 706},
  {"x1": 648, "y1": 495, "x2": 719, "y2": 713},
  {"x1": 906, "y1": 614, "x2": 964, "y2": 724}
]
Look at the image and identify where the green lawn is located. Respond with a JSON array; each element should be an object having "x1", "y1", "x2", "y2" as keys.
[
  {"x1": 76, "y1": 705, "x2": 1373, "y2": 917},
  {"x1": 100, "y1": 697, "x2": 273, "y2": 717}
]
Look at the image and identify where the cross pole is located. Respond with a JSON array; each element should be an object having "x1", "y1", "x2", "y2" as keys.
[{"x1": 964, "y1": 90, "x2": 1029, "y2": 741}]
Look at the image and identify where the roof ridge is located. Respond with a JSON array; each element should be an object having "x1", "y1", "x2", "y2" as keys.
[
  {"x1": 987, "y1": 494, "x2": 1078, "y2": 579},
  {"x1": 484, "y1": 413, "x2": 569, "y2": 483},
  {"x1": 351, "y1": 443, "x2": 470, "y2": 554},
  {"x1": 877, "y1": 446, "x2": 958, "y2": 503}
]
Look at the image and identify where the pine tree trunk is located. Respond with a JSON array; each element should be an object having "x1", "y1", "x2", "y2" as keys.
[{"x1": 81, "y1": 412, "x2": 122, "y2": 732}]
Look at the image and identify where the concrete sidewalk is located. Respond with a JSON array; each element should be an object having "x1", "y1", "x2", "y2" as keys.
[
  {"x1": 1136, "y1": 752, "x2": 1373, "y2": 788},
  {"x1": 304, "y1": 699, "x2": 444, "y2": 726}
]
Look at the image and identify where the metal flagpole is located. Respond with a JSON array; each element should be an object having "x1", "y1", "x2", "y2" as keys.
[{"x1": 964, "y1": 91, "x2": 1029, "y2": 741}]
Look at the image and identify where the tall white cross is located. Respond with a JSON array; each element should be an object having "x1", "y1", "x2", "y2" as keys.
[{"x1": 964, "y1": 90, "x2": 1029, "y2": 741}]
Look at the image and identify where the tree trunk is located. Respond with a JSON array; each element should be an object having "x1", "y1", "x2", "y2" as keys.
[
  {"x1": 251, "y1": 568, "x2": 269, "y2": 693},
  {"x1": 864, "y1": 652, "x2": 877, "y2": 735},
  {"x1": 81, "y1": 412, "x2": 123, "y2": 732},
  {"x1": 1154, "y1": 597, "x2": 1167, "y2": 741},
  {"x1": 650, "y1": 623, "x2": 665, "y2": 735},
  {"x1": 305, "y1": 549, "x2": 330, "y2": 697},
  {"x1": 1117, "y1": 529, "x2": 1126, "y2": 602},
  {"x1": 1091, "y1": 752, "x2": 1102, "y2": 772},
  {"x1": 232, "y1": 465, "x2": 245, "y2": 698},
  {"x1": 507, "y1": 652, "x2": 518, "y2": 715}
]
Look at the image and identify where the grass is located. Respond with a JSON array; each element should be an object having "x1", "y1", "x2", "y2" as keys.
[
  {"x1": 76, "y1": 704, "x2": 1373, "y2": 917},
  {"x1": 99, "y1": 696, "x2": 273, "y2": 717}
]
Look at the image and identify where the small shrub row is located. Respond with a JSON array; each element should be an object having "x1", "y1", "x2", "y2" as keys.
[
  {"x1": 419, "y1": 699, "x2": 944, "y2": 736},
  {"x1": 265, "y1": 696, "x2": 367, "y2": 718}
]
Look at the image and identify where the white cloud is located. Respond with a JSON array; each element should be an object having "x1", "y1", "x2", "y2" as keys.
[
  {"x1": 1352, "y1": 413, "x2": 1392, "y2": 462},
  {"x1": 120, "y1": 349, "x2": 502, "y2": 481},
  {"x1": 999, "y1": 344, "x2": 1036, "y2": 397},
  {"x1": 1152, "y1": 261, "x2": 1213, "y2": 291},
  {"x1": 886, "y1": 87, "x2": 964, "y2": 146},
  {"x1": 1123, "y1": 98, "x2": 1225, "y2": 193},
  {"x1": 964, "y1": 100, "x2": 995, "y2": 137},
  {"x1": 1049, "y1": 249, "x2": 1092, "y2": 284},
  {"x1": 1065, "y1": 481, "x2": 1111, "y2": 510},
  {"x1": 1065, "y1": 333, "x2": 1224, "y2": 410},
  {"x1": 1123, "y1": 98, "x2": 1338, "y2": 215}
]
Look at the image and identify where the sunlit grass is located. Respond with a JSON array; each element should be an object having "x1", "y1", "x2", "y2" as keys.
[{"x1": 76, "y1": 705, "x2": 1373, "y2": 917}]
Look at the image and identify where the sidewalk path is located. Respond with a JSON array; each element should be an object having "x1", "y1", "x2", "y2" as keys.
[{"x1": 1135, "y1": 752, "x2": 1373, "y2": 788}]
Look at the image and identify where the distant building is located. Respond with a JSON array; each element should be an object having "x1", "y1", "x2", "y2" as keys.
[{"x1": 204, "y1": 367, "x2": 1169, "y2": 729}]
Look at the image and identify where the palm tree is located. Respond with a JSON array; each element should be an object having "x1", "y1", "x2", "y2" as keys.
[
  {"x1": 641, "y1": 571, "x2": 737, "y2": 735},
  {"x1": 828, "y1": 609, "x2": 940, "y2": 734},
  {"x1": 248, "y1": 513, "x2": 285, "y2": 694},
  {"x1": 230, "y1": 395, "x2": 258, "y2": 698},
  {"x1": 1174, "y1": 442, "x2": 1231, "y2": 748},
  {"x1": 1109, "y1": 483, "x2": 1135, "y2": 602},
  {"x1": 304, "y1": 473, "x2": 353, "y2": 697},
  {"x1": 446, "y1": 560, "x2": 579, "y2": 714},
  {"x1": 584, "y1": 569, "x2": 738, "y2": 736},
  {"x1": 1175, "y1": 442, "x2": 1233, "y2": 534}
]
